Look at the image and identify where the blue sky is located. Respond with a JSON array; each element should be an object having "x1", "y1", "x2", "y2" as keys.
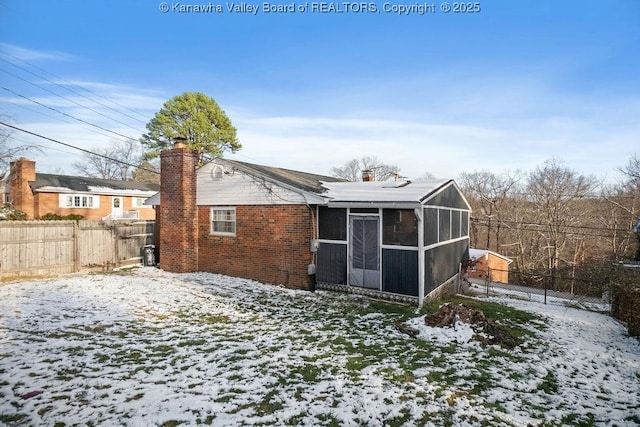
[{"x1": 1, "y1": 0, "x2": 639, "y2": 182}]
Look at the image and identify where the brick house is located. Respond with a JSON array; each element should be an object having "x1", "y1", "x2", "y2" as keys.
[
  {"x1": 155, "y1": 142, "x2": 472, "y2": 305},
  {"x1": 2, "y1": 158, "x2": 159, "y2": 221},
  {"x1": 467, "y1": 248, "x2": 513, "y2": 284}
]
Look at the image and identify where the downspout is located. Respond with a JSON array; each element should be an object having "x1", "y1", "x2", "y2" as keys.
[{"x1": 415, "y1": 207, "x2": 425, "y2": 308}]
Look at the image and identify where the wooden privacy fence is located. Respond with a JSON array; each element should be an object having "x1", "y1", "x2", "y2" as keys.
[{"x1": 0, "y1": 220, "x2": 155, "y2": 279}]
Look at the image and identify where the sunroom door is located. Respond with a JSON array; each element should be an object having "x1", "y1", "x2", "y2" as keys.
[{"x1": 349, "y1": 216, "x2": 380, "y2": 289}]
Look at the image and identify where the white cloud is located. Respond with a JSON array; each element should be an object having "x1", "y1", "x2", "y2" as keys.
[{"x1": 0, "y1": 43, "x2": 74, "y2": 62}]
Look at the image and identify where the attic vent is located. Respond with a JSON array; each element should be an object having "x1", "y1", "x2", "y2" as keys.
[{"x1": 211, "y1": 165, "x2": 224, "y2": 180}]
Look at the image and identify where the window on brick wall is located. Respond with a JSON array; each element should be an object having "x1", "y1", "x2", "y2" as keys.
[
  {"x1": 211, "y1": 207, "x2": 236, "y2": 236},
  {"x1": 59, "y1": 194, "x2": 99, "y2": 209}
]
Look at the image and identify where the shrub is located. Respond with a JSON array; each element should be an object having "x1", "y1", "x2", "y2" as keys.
[
  {"x1": 39, "y1": 213, "x2": 84, "y2": 221},
  {"x1": 0, "y1": 205, "x2": 27, "y2": 220}
]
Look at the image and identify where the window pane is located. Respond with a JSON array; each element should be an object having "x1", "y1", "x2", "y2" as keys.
[
  {"x1": 424, "y1": 208, "x2": 438, "y2": 245},
  {"x1": 451, "y1": 210, "x2": 461, "y2": 239},
  {"x1": 439, "y1": 209, "x2": 451, "y2": 242},
  {"x1": 318, "y1": 207, "x2": 346, "y2": 240},
  {"x1": 74, "y1": 196, "x2": 80, "y2": 207},
  {"x1": 211, "y1": 208, "x2": 236, "y2": 235},
  {"x1": 383, "y1": 209, "x2": 417, "y2": 246},
  {"x1": 461, "y1": 211, "x2": 469, "y2": 237}
]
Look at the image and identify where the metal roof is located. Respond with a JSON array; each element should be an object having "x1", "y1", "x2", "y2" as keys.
[{"x1": 322, "y1": 179, "x2": 453, "y2": 204}]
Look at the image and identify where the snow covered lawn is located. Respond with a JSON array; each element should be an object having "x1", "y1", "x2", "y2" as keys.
[{"x1": 1, "y1": 268, "x2": 639, "y2": 426}]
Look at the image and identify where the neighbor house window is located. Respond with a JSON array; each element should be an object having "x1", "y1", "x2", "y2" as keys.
[
  {"x1": 59, "y1": 194, "x2": 99, "y2": 209},
  {"x1": 132, "y1": 197, "x2": 150, "y2": 208},
  {"x1": 211, "y1": 207, "x2": 236, "y2": 236}
]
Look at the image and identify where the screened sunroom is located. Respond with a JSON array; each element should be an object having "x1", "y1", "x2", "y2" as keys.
[{"x1": 315, "y1": 179, "x2": 471, "y2": 305}]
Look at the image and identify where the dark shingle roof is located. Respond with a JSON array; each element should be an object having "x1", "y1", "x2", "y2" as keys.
[
  {"x1": 221, "y1": 159, "x2": 344, "y2": 194},
  {"x1": 32, "y1": 173, "x2": 160, "y2": 193}
]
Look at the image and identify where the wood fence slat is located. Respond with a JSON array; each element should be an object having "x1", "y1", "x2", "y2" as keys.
[{"x1": 0, "y1": 220, "x2": 155, "y2": 278}]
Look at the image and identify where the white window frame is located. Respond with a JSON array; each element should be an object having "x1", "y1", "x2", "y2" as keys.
[
  {"x1": 132, "y1": 197, "x2": 151, "y2": 208},
  {"x1": 210, "y1": 207, "x2": 236, "y2": 236},
  {"x1": 59, "y1": 194, "x2": 100, "y2": 209}
]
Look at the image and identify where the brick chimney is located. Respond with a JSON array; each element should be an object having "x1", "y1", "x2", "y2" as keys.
[
  {"x1": 9, "y1": 158, "x2": 36, "y2": 219},
  {"x1": 362, "y1": 169, "x2": 374, "y2": 182},
  {"x1": 158, "y1": 139, "x2": 199, "y2": 273}
]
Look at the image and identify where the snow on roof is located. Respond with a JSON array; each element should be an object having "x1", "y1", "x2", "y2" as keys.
[
  {"x1": 36, "y1": 186, "x2": 157, "y2": 197},
  {"x1": 469, "y1": 248, "x2": 513, "y2": 263},
  {"x1": 87, "y1": 186, "x2": 157, "y2": 196},
  {"x1": 321, "y1": 179, "x2": 450, "y2": 203}
]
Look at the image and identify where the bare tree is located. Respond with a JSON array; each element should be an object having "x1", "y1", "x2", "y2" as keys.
[
  {"x1": 331, "y1": 156, "x2": 401, "y2": 182},
  {"x1": 0, "y1": 118, "x2": 40, "y2": 176},
  {"x1": 415, "y1": 171, "x2": 437, "y2": 181},
  {"x1": 620, "y1": 153, "x2": 640, "y2": 182},
  {"x1": 132, "y1": 159, "x2": 160, "y2": 184},
  {"x1": 526, "y1": 159, "x2": 598, "y2": 289},
  {"x1": 458, "y1": 170, "x2": 521, "y2": 253},
  {"x1": 73, "y1": 138, "x2": 142, "y2": 180}
]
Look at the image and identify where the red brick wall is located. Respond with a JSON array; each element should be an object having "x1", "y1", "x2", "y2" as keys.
[
  {"x1": 198, "y1": 204, "x2": 314, "y2": 290},
  {"x1": 159, "y1": 147, "x2": 198, "y2": 273},
  {"x1": 9, "y1": 159, "x2": 36, "y2": 218}
]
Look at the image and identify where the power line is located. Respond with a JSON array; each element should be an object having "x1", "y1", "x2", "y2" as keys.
[
  {"x1": 2, "y1": 86, "x2": 137, "y2": 141},
  {"x1": 0, "y1": 94, "x2": 130, "y2": 143},
  {"x1": 470, "y1": 217, "x2": 636, "y2": 233},
  {"x1": 0, "y1": 56, "x2": 149, "y2": 125},
  {"x1": 0, "y1": 51, "x2": 151, "y2": 123},
  {"x1": 0, "y1": 68, "x2": 144, "y2": 134},
  {"x1": 0, "y1": 121, "x2": 159, "y2": 176}
]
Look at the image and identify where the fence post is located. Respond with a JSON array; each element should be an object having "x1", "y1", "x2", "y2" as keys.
[
  {"x1": 485, "y1": 267, "x2": 490, "y2": 297},
  {"x1": 73, "y1": 221, "x2": 80, "y2": 272},
  {"x1": 113, "y1": 223, "x2": 119, "y2": 269}
]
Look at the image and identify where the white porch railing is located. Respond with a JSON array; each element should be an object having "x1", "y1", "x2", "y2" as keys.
[{"x1": 102, "y1": 210, "x2": 140, "y2": 222}]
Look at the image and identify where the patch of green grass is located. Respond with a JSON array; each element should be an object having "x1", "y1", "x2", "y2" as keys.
[
  {"x1": 285, "y1": 412, "x2": 307, "y2": 425},
  {"x1": 560, "y1": 412, "x2": 596, "y2": 426},
  {"x1": 125, "y1": 392, "x2": 144, "y2": 402},
  {"x1": 625, "y1": 414, "x2": 640, "y2": 424},
  {"x1": 151, "y1": 344, "x2": 175, "y2": 356},
  {"x1": 291, "y1": 364, "x2": 323, "y2": 383},
  {"x1": 385, "y1": 407, "x2": 412, "y2": 427},
  {"x1": 55, "y1": 367, "x2": 83, "y2": 381},
  {"x1": 0, "y1": 413, "x2": 27, "y2": 424},
  {"x1": 177, "y1": 339, "x2": 207, "y2": 347},
  {"x1": 537, "y1": 371, "x2": 559, "y2": 394},
  {"x1": 254, "y1": 389, "x2": 284, "y2": 416},
  {"x1": 161, "y1": 421, "x2": 185, "y2": 427},
  {"x1": 344, "y1": 356, "x2": 368, "y2": 374},
  {"x1": 37, "y1": 406, "x2": 54, "y2": 416},
  {"x1": 315, "y1": 412, "x2": 341, "y2": 427}
]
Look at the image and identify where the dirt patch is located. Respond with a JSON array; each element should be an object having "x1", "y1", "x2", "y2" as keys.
[{"x1": 425, "y1": 303, "x2": 518, "y2": 348}]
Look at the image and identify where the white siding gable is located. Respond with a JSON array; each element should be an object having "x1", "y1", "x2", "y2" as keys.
[{"x1": 197, "y1": 162, "x2": 310, "y2": 205}]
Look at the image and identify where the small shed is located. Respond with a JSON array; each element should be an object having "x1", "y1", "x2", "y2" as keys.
[
  {"x1": 467, "y1": 248, "x2": 513, "y2": 284},
  {"x1": 315, "y1": 179, "x2": 472, "y2": 304}
]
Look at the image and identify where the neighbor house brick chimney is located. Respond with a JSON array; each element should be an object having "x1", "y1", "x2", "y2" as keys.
[
  {"x1": 9, "y1": 158, "x2": 36, "y2": 219},
  {"x1": 362, "y1": 169, "x2": 374, "y2": 182},
  {"x1": 158, "y1": 139, "x2": 198, "y2": 273}
]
